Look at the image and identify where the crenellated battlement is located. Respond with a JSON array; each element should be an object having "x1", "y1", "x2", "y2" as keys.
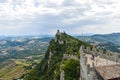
[{"x1": 80, "y1": 45, "x2": 120, "y2": 80}]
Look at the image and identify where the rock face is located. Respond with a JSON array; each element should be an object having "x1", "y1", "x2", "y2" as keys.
[{"x1": 23, "y1": 30, "x2": 91, "y2": 80}]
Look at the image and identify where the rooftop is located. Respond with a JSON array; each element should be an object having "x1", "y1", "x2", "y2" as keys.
[{"x1": 96, "y1": 64, "x2": 120, "y2": 80}]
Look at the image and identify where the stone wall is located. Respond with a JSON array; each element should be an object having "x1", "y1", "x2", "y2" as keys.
[
  {"x1": 60, "y1": 45, "x2": 120, "y2": 80},
  {"x1": 80, "y1": 46, "x2": 94, "y2": 80},
  {"x1": 80, "y1": 45, "x2": 120, "y2": 80}
]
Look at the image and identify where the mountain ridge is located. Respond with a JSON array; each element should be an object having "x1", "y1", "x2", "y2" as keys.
[
  {"x1": 23, "y1": 30, "x2": 92, "y2": 80},
  {"x1": 77, "y1": 33, "x2": 120, "y2": 53}
]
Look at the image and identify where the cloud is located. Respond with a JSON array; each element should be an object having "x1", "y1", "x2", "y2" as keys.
[
  {"x1": 0, "y1": 0, "x2": 8, "y2": 3},
  {"x1": 0, "y1": 0, "x2": 120, "y2": 35}
]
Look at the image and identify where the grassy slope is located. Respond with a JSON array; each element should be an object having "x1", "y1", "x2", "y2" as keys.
[
  {"x1": 0, "y1": 61, "x2": 26, "y2": 80},
  {"x1": 0, "y1": 54, "x2": 43, "y2": 80}
]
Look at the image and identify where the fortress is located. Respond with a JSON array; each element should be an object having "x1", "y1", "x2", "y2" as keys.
[
  {"x1": 58, "y1": 45, "x2": 120, "y2": 80},
  {"x1": 49, "y1": 30, "x2": 120, "y2": 80},
  {"x1": 80, "y1": 45, "x2": 120, "y2": 80}
]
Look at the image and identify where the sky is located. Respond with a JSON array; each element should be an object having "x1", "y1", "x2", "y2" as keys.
[{"x1": 0, "y1": 0, "x2": 120, "y2": 36}]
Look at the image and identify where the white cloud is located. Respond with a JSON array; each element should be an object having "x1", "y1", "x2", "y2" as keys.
[
  {"x1": 0, "y1": 0, "x2": 62, "y2": 20},
  {"x1": 0, "y1": 0, "x2": 120, "y2": 35}
]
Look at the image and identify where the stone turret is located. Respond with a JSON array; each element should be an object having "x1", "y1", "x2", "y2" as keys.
[
  {"x1": 55, "y1": 30, "x2": 61, "y2": 42},
  {"x1": 55, "y1": 30, "x2": 66, "y2": 45},
  {"x1": 56, "y1": 30, "x2": 60, "y2": 35}
]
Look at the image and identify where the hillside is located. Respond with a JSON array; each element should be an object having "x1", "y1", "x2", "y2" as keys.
[
  {"x1": 77, "y1": 33, "x2": 120, "y2": 43},
  {"x1": 0, "y1": 37, "x2": 51, "y2": 63},
  {"x1": 0, "y1": 37, "x2": 51, "y2": 80},
  {"x1": 0, "y1": 60, "x2": 26, "y2": 80},
  {"x1": 0, "y1": 54, "x2": 44, "y2": 80},
  {"x1": 23, "y1": 30, "x2": 92, "y2": 80},
  {"x1": 77, "y1": 33, "x2": 120, "y2": 53}
]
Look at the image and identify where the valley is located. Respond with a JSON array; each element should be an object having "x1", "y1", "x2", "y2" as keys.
[{"x1": 0, "y1": 36, "x2": 51, "y2": 80}]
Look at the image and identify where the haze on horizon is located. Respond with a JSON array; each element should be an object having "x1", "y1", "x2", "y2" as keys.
[{"x1": 0, "y1": 0, "x2": 120, "y2": 36}]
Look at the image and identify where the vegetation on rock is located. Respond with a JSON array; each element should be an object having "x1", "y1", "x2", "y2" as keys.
[{"x1": 24, "y1": 31, "x2": 91, "y2": 80}]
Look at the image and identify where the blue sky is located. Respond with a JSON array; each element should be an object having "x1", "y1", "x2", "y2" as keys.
[{"x1": 0, "y1": 0, "x2": 120, "y2": 36}]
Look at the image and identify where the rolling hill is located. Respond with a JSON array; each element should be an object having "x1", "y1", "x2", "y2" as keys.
[{"x1": 77, "y1": 33, "x2": 120, "y2": 53}]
